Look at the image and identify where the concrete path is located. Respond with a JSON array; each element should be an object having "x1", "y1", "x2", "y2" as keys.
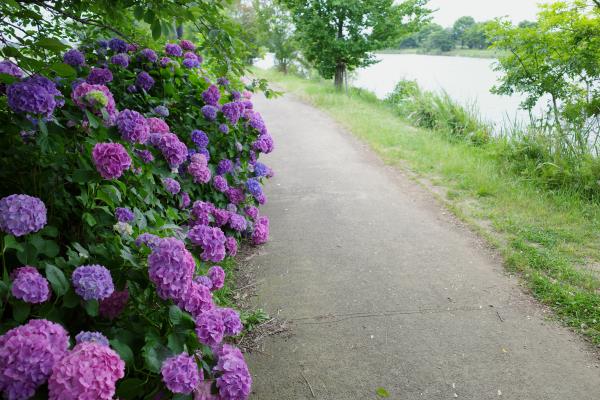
[{"x1": 246, "y1": 93, "x2": 600, "y2": 399}]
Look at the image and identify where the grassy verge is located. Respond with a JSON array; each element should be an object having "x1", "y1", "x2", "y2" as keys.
[
  {"x1": 376, "y1": 48, "x2": 507, "y2": 59},
  {"x1": 256, "y1": 68, "x2": 600, "y2": 345}
]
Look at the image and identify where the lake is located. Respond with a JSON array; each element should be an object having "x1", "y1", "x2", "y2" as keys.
[{"x1": 256, "y1": 53, "x2": 547, "y2": 128}]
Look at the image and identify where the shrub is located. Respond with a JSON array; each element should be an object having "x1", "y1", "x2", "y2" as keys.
[{"x1": 0, "y1": 39, "x2": 273, "y2": 399}]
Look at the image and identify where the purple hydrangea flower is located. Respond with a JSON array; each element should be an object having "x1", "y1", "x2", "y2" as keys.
[
  {"x1": 148, "y1": 238, "x2": 195, "y2": 300},
  {"x1": 253, "y1": 162, "x2": 269, "y2": 177},
  {"x1": 217, "y1": 77, "x2": 230, "y2": 86},
  {"x1": 191, "y1": 200, "x2": 215, "y2": 226},
  {"x1": 72, "y1": 264, "x2": 115, "y2": 300},
  {"x1": 226, "y1": 203, "x2": 237, "y2": 213},
  {"x1": 115, "y1": 207, "x2": 134, "y2": 223},
  {"x1": 222, "y1": 102, "x2": 244, "y2": 125},
  {"x1": 11, "y1": 266, "x2": 51, "y2": 303},
  {"x1": 92, "y1": 142, "x2": 131, "y2": 180},
  {"x1": 97, "y1": 39, "x2": 109, "y2": 49},
  {"x1": 0, "y1": 60, "x2": 23, "y2": 78},
  {"x1": 180, "y1": 192, "x2": 191, "y2": 209},
  {"x1": 217, "y1": 159, "x2": 234, "y2": 175},
  {"x1": 176, "y1": 281, "x2": 213, "y2": 317},
  {"x1": 136, "y1": 71, "x2": 155, "y2": 92},
  {"x1": 7, "y1": 78, "x2": 59, "y2": 117},
  {"x1": 213, "y1": 175, "x2": 229, "y2": 193},
  {"x1": 246, "y1": 178, "x2": 263, "y2": 198},
  {"x1": 195, "y1": 309, "x2": 225, "y2": 347},
  {"x1": 202, "y1": 85, "x2": 220, "y2": 106},
  {"x1": 0, "y1": 194, "x2": 47, "y2": 237},
  {"x1": 159, "y1": 57, "x2": 172, "y2": 67},
  {"x1": 135, "y1": 233, "x2": 161, "y2": 249},
  {"x1": 219, "y1": 123, "x2": 230, "y2": 134},
  {"x1": 127, "y1": 43, "x2": 138, "y2": 52},
  {"x1": 147, "y1": 117, "x2": 170, "y2": 134},
  {"x1": 214, "y1": 344, "x2": 252, "y2": 400},
  {"x1": 198, "y1": 147, "x2": 211, "y2": 161},
  {"x1": 182, "y1": 58, "x2": 200, "y2": 68},
  {"x1": 253, "y1": 134, "x2": 274, "y2": 154},
  {"x1": 161, "y1": 353, "x2": 202, "y2": 395},
  {"x1": 87, "y1": 67, "x2": 113, "y2": 85},
  {"x1": 153, "y1": 105, "x2": 169, "y2": 117},
  {"x1": 230, "y1": 90, "x2": 241, "y2": 101},
  {"x1": 135, "y1": 149, "x2": 154, "y2": 163},
  {"x1": 208, "y1": 266, "x2": 225, "y2": 290},
  {"x1": 117, "y1": 109, "x2": 150, "y2": 144},
  {"x1": 63, "y1": 49, "x2": 85, "y2": 67},
  {"x1": 159, "y1": 133, "x2": 188, "y2": 168},
  {"x1": 226, "y1": 187, "x2": 245, "y2": 205},
  {"x1": 244, "y1": 206, "x2": 259, "y2": 220},
  {"x1": 127, "y1": 84, "x2": 137, "y2": 93},
  {"x1": 71, "y1": 82, "x2": 118, "y2": 124},
  {"x1": 108, "y1": 37, "x2": 128, "y2": 53},
  {"x1": 140, "y1": 48, "x2": 158, "y2": 62},
  {"x1": 165, "y1": 43, "x2": 183, "y2": 57},
  {"x1": 220, "y1": 308, "x2": 243, "y2": 336},
  {"x1": 180, "y1": 40, "x2": 196, "y2": 51},
  {"x1": 99, "y1": 288, "x2": 129, "y2": 320},
  {"x1": 163, "y1": 178, "x2": 181, "y2": 194},
  {"x1": 252, "y1": 216, "x2": 269, "y2": 245},
  {"x1": 212, "y1": 209, "x2": 230, "y2": 227},
  {"x1": 191, "y1": 129, "x2": 209, "y2": 148},
  {"x1": 110, "y1": 53, "x2": 129, "y2": 67},
  {"x1": 0, "y1": 319, "x2": 69, "y2": 400},
  {"x1": 201, "y1": 105, "x2": 218, "y2": 120},
  {"x1": 188, "y1": 225, "x2": 226, "y2": 262},
  {"x1": 75, "y1": 331, "x2": 109, "y2": 347},
  {"x1": 48, "y1": 342, "x2": 125, "y2": 400},
  {"x1": 195, "y1": 275, "x2": 213, "y2": 290},
  {"x1": 228, "y1": 213, "x2": 247, "y2": 232},
  {"x1": 225, "y1": 236, "x2": 238, "y2": 256}
]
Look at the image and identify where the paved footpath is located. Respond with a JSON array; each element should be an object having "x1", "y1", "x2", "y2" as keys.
[{"x1": 245, "y1": 92, "x2": 600, "y2": 399}]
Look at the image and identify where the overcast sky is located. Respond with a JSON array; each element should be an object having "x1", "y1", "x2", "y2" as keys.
[{"x1": 427, "y1": 0, "x2": 545, "y2": 26}]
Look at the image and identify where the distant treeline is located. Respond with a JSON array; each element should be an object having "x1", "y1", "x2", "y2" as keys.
[{"x1": 396, "y1": 16, "x2": 536, "y2": 52}]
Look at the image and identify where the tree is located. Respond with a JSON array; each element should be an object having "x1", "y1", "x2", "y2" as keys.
[
  {"x1": 463, "y1": 22, "x2": 490, "y2": 49},
  {"x1": 452, "y1": 16, "x2": 476, "y2": 46},
  {"x1": 255, "y1": 0, "x2": 298, "y2": 73},
  {"x1": 426, "y1": 28, "x2": 455, "y2": 52},
  {"x1": 281, "y1": 0, "x2": 431, "y2": 89}
]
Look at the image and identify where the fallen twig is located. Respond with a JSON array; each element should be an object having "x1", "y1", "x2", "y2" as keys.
[{"x1": 301, "y1": 372, "x2": 316, "y2": 398}]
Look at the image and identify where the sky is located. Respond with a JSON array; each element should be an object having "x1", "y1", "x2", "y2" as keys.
[{"x1": 427, "y1": 0, "x2": 544, "y2": 26}]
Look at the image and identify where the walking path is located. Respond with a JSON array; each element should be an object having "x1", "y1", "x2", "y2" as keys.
[{"x1": 245, "y1": 92, "x2": 600, "y2": 399}]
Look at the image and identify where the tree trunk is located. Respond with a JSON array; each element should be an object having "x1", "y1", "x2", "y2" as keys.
[{"x1": 334, "y1": 63, "x2": 345, "y2": 90}]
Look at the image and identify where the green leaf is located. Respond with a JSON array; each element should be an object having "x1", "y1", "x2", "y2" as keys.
[
  {"x1": 110, "y1": 339, "x2": 134, "y2": 365},
  {"x1": 45, "y1": 264, "x2": 69, "y2": 296},
  {"x1": 16, "y1": 243, "x2": 38, "y2": 265},
  {"x1": 35, "y1": 37, "x2": 68, "y2": 50},
  {"x1": 168, "y1": 305, "x2": 183, "y2": 325},
  {"x1": 167, "y1": 332, "x2": 185, "y2": 353},
  {"x1": 0, "y1": 281, "x2": 8, "y2": 306},
  {"x1": 50, "y1": 62, "x2": 76, "y2": 78},
  {"x1": 172, "y1": 394, "x2": 192, "y2": 400},
  {"x1": 42, "y1": 225, "x2": 59, "y2": 238},
  {"x1": 3, "y1": 235, "x2": 23, "y2": 252},
  {"x1": 82, "y1": 212, "x2": 97, "y2": 227},
  {"x1": 62, "y1": 289, "x2": 79, "y2": 308},
  {"x1": 376, "y1": 387, "x2": 390, "y2": 398},
  {"x1": 84, "y1": 110, "x2": 100, "y2": 129},
  {"x1": 116, "y1": 378, "x2": 145, "y2": 399},
  {"x1": 151, "y1": 20, "x2": 162, "y2": 40},
  {"x1": 13, "y1": 301, "x2": 31, "y2": 322},
  {"x1": 142, "y1": 341, "x2": 171, "y2": 373},
  {"x1": 133, "y1": 6, "x2": 145, "y2": 20},
  {"x1": 84, "y1": 299, "x2": 99, "y2": 316}
]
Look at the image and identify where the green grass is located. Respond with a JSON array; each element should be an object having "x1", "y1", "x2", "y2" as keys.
[
  {"x1": 256, "y1": 68, "x2": 600, "y2": 344},
  {"x1": 376, "y1": 47, "x2": 508, "y2": 59}
]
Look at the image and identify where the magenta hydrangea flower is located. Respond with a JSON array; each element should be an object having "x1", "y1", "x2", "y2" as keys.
[
  {"x1": 110, "y1": 53, "x2": 129, "y2": 67},
  {"x1": 71, "y1": 82, "x2": 118, "y2": 125},
  {"x1": 195, "y1": 275, "x2": 213, "y2": 290},
  {"x1": 163, "y1": 178, "x2": 181, "y2": 194},
  {"x1": 72, "y1": 264, "x2": 114, "y2": 300},
  {"x1": 180, "y1": 192, "x2": 191, "y2": 209},
  {"x1": 201, "y1": 105, "x2": 218, "y2": 121},
  {"x1": 148, "y1": 237, "x2": 195, "y2": 300},
  {"x1": 0, "y1": 319, "x2": 69, "y2": 400},
  {"x1": 226, "y1": 187, "x2": 245, "y2": 205},
  {"x1": 220, "y1": 308, "x2": 243, "y2": 336},
  {"x1": 195, "y1": 309, "x2": 225, "y2": 347},
  {"x1": 136, "y1": 71, "x2": 155, "y2": 92},
  {"x1": 191, "y1": 200, "x2": 215, "y2": 226},
  {"x1": 165, "y1": 43, "x2": 183, "y2": 57},
  {"x1": 212, "y1": 208, "x2": 230, "y2": 227},
  {"x1": 253, "y1": 134, "x2": 274, "y2": 154},
  {"x1": 108, "y1": 37, "x2": 128, "y2": 53},
  {"x1": 214, "y1": 344, "x2": 252, "y2": 400},
  {"x1": 11, "y1": 266, "x2": 50, "y2": 303},
  {"x1": 158, "y1": 133, "x2": 188, "y2": 168},
  {"x1": 48, "y1": 342, "x2": 125, "y2": 400},
  {"x1": 217, "y1": 159, "x2": 234, "y2": 175},
  {"x1": 176, "y1": 281, "x2": 213, "y2": 317},
  {"x1": 87, "y1": 67, "x2": 113, "y2": 85},
  {"x1": 244, "y1": 206, "x2": 259, "y2": 220},
  {"x1": 115, "y1": 207, "x2": 134, "y2": 223},
  {"x1": 161, "y1": 353, "x2": 202, "y2": 395},
  {"x1": 202, "y1": 85, "x2": 220, "y2": 106},
  {"x1": 252, "y1": 216, "x2": 269, "y2": 245},
  {"x1": 75, "y1": 331, "x2": 109, "y2": 347},
  {"x1": 195, "y1": 380, "x2": 218, "y2": 400},
  {"x1": 63, "y1": 49, "x2": 85, "y2": 67},
  {"x1": 92, "y1": 142, "x2": 131, "y2": 180},
  {"x1": 228, "y1": 214, "x2": 247, "y2": 232},
  {"x1": 99, "y1": 288, "x2": 129, "y2": 320},
  {"x1": 225, "y1": 236, "x2": 238, "y2": 256},
  {"x1": 208, "y1": 266, "x2": 225, "y2": 291},
  {"x1": 188, "y1": 225, "x2": 226, "y2": 262},
  {"x1": 222, "y1": 102, "x2": 244, "y2": 125},
  {"x1": 147, "y1": 117, "x2": 170, "y2": 134},
  {"x1": 116, "y1": 109, "x2": 150, "y2": 144},
  {"x1": 140, "y1": 48, "x2": 158, "y2": 62},
  {"x1": 180, "y1": 40, "x2": 196, "y2": 51},
  {"x1": 188, "y1": 155, "x2": 211, "y2": 184},
  {"x1": 213, "y1": 175, "x2": 229, "y2": 193},
  {"x1": 0, "y1": 194, "x2": 47, "y2": 237},
  {"x1": 135, "y1": 149, "x2": 154, "y2": 163}
]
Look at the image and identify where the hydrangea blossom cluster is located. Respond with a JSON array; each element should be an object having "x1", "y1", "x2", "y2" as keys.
[
  {"x1": 180, "y1": 40, "x2": 195, "y2": 50},
  {"x1": 11, "y1": 266, "x2": 51, "y2": 303},
  {"x1": 148, "y1": 238, "x2": 195, "y2": 300},
  {"x1": 202, "y1": 105, "x2": 218, "y2": 121},
  {"x1": 222, "y1": 102, "x2": 244, "y2": 125},
  {"x1": 214, "y1": 344, "x2": 252, "y2": 400},
  {"x1": 229, "y1": 213, "x2": 248, "y2": 232},
  {"x1": 188, "y1": 153, "x2": 211, "y2": 184},
  {"x1": 165, "y1": 43, "x2": 183, "y2": 57},
  {"x1": 72, "y1": 264, "x2": 115, "y2": 300},
  {"x1": 75, "y1": 331, "x2": 110, "y2": 347},
  {"x1": 0, "y1": 60, "x2": 23, "y2": 78},
  {"x1": 158, "y1": 133, "x2": 188, "y2": 168},
  {"x1": 48, "y1": 342, "x2": 125, "y2": 400},
  {"x1": 225, "y1": 236, "x2": 238, "y2": 256},
  {"x1": 64, "y1": 49, "x2": 85, "y2": 67},
  {"x1": 110, "y1": 53, "x2": 129, "y2": 68},
  {"x1": 212, "y1": 208, "x2": 230, "y2": 226},
  {"x1": 115, "y1": 207, "x2": 134, "y2": 223},
  {"x1": 195, "y1": 309, "x2": 225, "y2": 347},
  {"x1": 140, "y1": 48, "x2": 158, "y2": 62},
  {"x1": 153, "y1": 105, "x2": 169, "y2": 117},
  {"x1": 7, "y1": 77, "x2": 61, "y2": 118},
  {"x1": 108, "y1": 37, "x2": 128, "y2": 53},
  {"x1": 99, "y1": 288, "x2": 129, "y2": 320},
  {"x1": 0, "y1": 319, "x2": 69, "y2": 400},
  {"x1": 134, "y1": 233, "x2": 161, "y2": 249},
  {"x1": 246, "y1": 178, "x2": 263, "y2": 199},
  {"x1": 188, "y1": 225, "x2": 226, "y2": 262},
  {"x1": 161, "y1": 353, "x2": 202, "y2": 394},
  {"x1": 117, "y1": 109, "x2": 150, "y2": 144},
  {"x1": 191, "y1": 129, "x2": 209, "y2": 148},
  {"x1": 87, "y1": 67, "x2": 113, "y2": 84},
  {"x1": 147, "y1": 117, "x2": 170, "y2": 134},
  {"x1": 217, "y1": 159, "x2": 234, "y2": 175},
  {"x1": 92, "y1": 142, "x2": 131, "y2": 180},
  {"x1": 71, "y1": 82, "x2": 118, "y2": 124},
  {"x1": 136, "y1": 149, "x2": 154, "y2": 163},
  {"x1": 191, "y1": 200, "x2": 215, "y2": 226},
  {"x1": 213, "y1": 175, "x2": 229, "y2": 192},
  {"x1": 163, "y1": 177, "x2": 181, "y2": 194},
  {"x1": 202, "y1": 85, "x2": 221, "y2": 106},
  {"x1": 220, "y1": 308, "x2": 243, "y2": 336},
  {"x1": 136, "y1": 71, "x2": 155, "y2": 91},
  {"x1": 252, "y1": 216, "x2": 270, "y2": 245},
  {"x1": 226, "y1": 187, "x2": 246, "y2": 205},
  {"x1": 176, "y1": 281, "x2": 213, "y2": 317},
  {"x1": 0, "y1": 194, "x2": 47, "y2": 237},
  {"x1": 208, "y1": 266, "x2": 225, "y2": 290}
]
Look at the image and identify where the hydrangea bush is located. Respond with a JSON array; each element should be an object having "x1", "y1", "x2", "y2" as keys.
[{"x1": 0, "y1": 38, "x2": 274, "y2": 399}]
